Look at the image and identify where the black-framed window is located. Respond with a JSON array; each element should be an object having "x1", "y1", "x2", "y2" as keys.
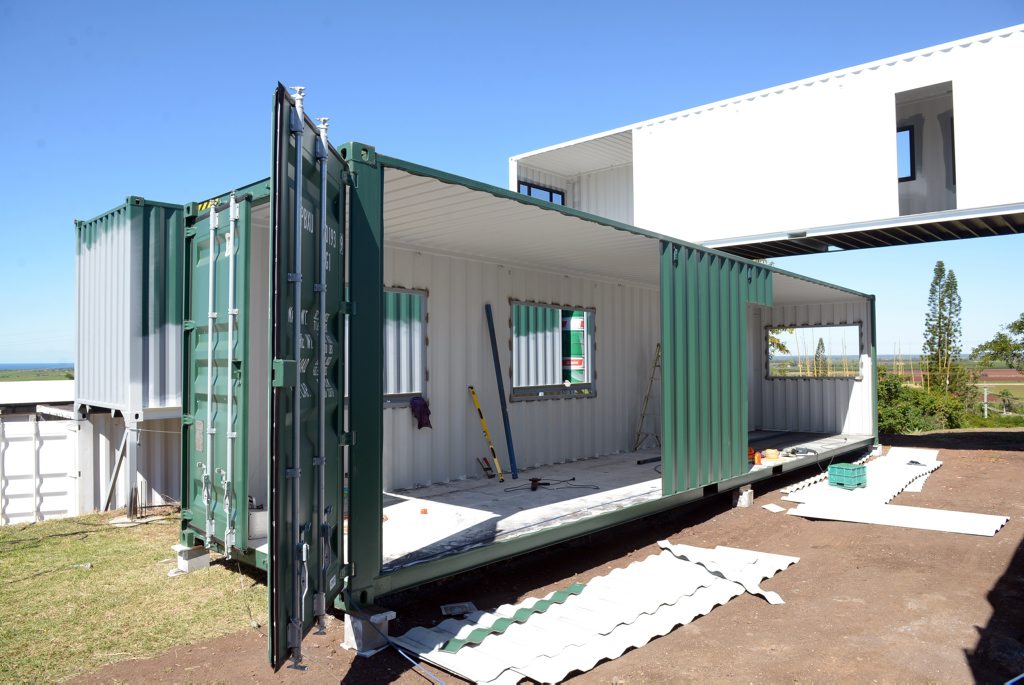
[
  {"x1": 518, "y1": 181, "x2": 565, "y2": 205},
  {"x1": 510, "y1": 301, "x2": 594, "y2": 399},
  {"x1": 897, "y1": 126, "x2": 915, "y2": 182}
]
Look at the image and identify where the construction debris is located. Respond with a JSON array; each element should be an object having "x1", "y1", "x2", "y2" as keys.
[
  {"x1": 785, "y1": 447, "x2": 1009, "y2": 536},
  {"x1": 391, "y1": 542, "x2": 797, "y2": 684}
]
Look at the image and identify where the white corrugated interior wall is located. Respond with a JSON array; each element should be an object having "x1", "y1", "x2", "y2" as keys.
[
  {"x1": 756, "y1": 301, "x2": 874, "y2": 435},
  {"x1": 576, "y1": 165, "x2": 634, "y2": 225},
  {"x1": 514, "y1": 163, "x2": 634, "y2": 226},
  {"x1": 0, "y1": 416, "x2": 79, "y2": 525},
  {"x1": 515, "y1": 165, "x2": 575, "y2": 205},
  {"x1": 382, "y1": 246, "x2": 660, "y2": 491},
  {"x1": 80, "y1": 413, "x2": 181, "y2": 510}
]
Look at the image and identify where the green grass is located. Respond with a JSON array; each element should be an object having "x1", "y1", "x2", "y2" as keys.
[
  {"x1": 0, "y1": 510, "x2": 267, "y2": 682},
  {"x1": 963, "y1": 414, "x2": 1024, "y2": 428},
  {"x1": 980, "y1": 383, "x2": 1024, "y2": 399},
  {"x1": 0, "y1": 368, "x2": 73, "y2": 382}
]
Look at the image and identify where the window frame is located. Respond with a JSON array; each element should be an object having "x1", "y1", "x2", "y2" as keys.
[
  {"x1": 509, "y1": 299, "x2": 596, "y2": 401},
  {"x1": 517, "y1": 180, "x2": 565, "y2": 206},
  {"x1": 763, "y1": 323, "x2": 864, "y2": 381},
  {"x1": 897, "y1": 125, "x2": 916, "y2": 182},
  {"x1": 382, "y1": 286, "x2": 428, "y2": 406}
]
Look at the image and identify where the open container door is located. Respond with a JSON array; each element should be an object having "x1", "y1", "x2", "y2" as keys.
[{"x1": 268, "y1": 84, "x2": 348, "y2": 669}]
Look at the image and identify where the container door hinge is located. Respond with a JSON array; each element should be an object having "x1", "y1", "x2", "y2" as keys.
[
  {"x1": 339, "y1": 302, "x2": 354, "y2": 315},
  {"x1": 182, "y1": 414, "x2": 194, "y2": 426},
  {"x1": 181, "y1": 510, "x2": 194, "y2": 521},
  {"x1": 185, "y1": 224, "x2": 197, "y2": 237},
  {"x1": 272, "y1": 359, "x2": 297, "y2": 388},
  {"x1": 344, "y1": 170, "x2": 357, "y2": 188},
  {"x1": 286, "y1": 467, "x2": 301, "y2": 479},
  {"x1": 183, "y1": 320, "x2": 196, "y2": 331},
  {"x1": 340, "y1": 432, "x2": 355, "y2": 447}
]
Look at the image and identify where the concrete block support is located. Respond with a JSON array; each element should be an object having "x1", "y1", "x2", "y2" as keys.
[
  {"x1": 171, "y1": 543, "x2": 210, "y2": 575},
  {"x1": 342, "y1": 609, "x2": 397, "y2": 657}
]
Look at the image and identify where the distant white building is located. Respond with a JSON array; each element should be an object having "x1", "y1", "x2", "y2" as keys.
[{"x1": 510, "y1": 25, "x2": 1024, "y2": 259}]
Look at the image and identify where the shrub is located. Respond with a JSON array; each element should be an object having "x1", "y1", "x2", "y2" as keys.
[{"x1": 877, "y1": 368, "x2": 966, "y2": 433}]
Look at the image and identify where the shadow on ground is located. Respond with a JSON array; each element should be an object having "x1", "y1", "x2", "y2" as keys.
[
  {"x1": 885, "y1": 428, "x2": 1024, "y2": 683},
  {"x1": 883, "y1": 429, "x2": 1024, "y2": 452}
]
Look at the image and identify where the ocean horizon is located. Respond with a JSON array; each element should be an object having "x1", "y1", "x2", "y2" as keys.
[{"x1": 0, "y1": 362, "x2": 74, "y2": 370}]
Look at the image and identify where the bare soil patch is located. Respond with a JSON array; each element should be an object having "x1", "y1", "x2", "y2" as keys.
[{"x1": 76, "y1": 430, "x2": 1024, "y2": 684}]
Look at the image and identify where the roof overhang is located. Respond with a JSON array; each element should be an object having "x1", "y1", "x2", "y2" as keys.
[
  {"x1": 380, "y1": 156, "x2": 871, "y2": 307},
  {"x1": 511, "y1": 130, "x2": 632, "y2": 178},
  {"x1": 703, "y1": 203, "x2": 1024, "y2": 260},
  {"x1": 382, "y1": 161, "x2": 658, "y2": 288}
]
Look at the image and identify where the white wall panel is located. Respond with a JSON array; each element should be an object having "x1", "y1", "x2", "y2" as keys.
[
  {"x1": 757, "y1": 301, "x2": 873, "y2": 436},
  {"x1": 382, "y1": 247, "x2": 660, "y2": 491},
  {"x1": 576, "y1": 165, "x2": 634, "y2": 224},
  {"x1": 623, "y1": 28, "x2": 1024, "y2": 242},
  {"x1": 0, "y1": 417, "x2": 79, "y2": 525}
]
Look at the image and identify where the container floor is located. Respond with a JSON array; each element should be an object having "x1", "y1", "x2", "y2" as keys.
[{"x1": 379, "y1": 431, "x2": 872, "y2": 571}]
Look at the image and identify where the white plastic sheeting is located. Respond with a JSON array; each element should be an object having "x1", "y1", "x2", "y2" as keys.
[
  {"x1": 785, "y1": 447, "x2": 1010, "y2": 536},
  {"x1": 392, "y1": 543, "x2": 797, "y2": 684}
]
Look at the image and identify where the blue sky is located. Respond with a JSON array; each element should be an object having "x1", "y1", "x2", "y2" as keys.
[{"x1": 0, "y1": 1, "x2": 1021, "y2": 363}]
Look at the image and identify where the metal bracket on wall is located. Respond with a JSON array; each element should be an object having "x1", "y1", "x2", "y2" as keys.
[{"x1": 272, "y1": 359, "x2": 297, "y2": 388}]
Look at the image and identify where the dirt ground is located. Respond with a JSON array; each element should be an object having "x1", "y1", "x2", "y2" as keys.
[{"x1": 75, "y1": 430, "x2": 1024, "y2": 684}]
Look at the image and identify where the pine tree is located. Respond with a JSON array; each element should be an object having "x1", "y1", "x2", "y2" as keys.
[
  {"x1": 941, "y1": 270, "x2": 962, "y2": 390},
  {"x1": 922, "y1": 260, "x2": 966, "y2": 395},
  {"x1": 922, "y1": 261, "x2": 947, "y2": 392},
  {"x1": 814, "y1": 337, "x2": 827, "y2": 377}
]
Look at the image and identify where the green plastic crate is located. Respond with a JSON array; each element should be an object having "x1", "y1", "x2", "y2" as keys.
[{"x1": 828, "y1": 463, "x2": 867, "y2": 489}]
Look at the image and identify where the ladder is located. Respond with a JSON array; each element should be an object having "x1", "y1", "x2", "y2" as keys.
[{"x1": 633, "y1": 343, "x2": 662, "y2": 451}]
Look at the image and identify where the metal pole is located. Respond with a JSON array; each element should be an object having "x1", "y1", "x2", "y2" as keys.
[
  {"x1": 983, "y1": 385, "x2": 989, "y2": 419},
  {"x1": 288, "y1": 85, "x2": 308, "y2": 666},
  {"x1": 31, "y1": 416, "x2": 41, "y2": 522},
  {"x1": 222, "y1": 193, "x2": 239, "y2": 557},
  {"x1": 204, "y1": 207, "x2": 219, "y2": 548},
  {"x1": 313, "y1": 116, "x2": 329, "y2": 633},
  {"x1": 485, "y1": 303, "x2": 519, "y2": 479},
  {"x1": 103, "y1": 427, "x2": 129, "y2": 511}
]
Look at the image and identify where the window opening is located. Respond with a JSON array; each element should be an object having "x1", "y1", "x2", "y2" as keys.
[
  {"x1": 766, "y1": 324, "x2": 862, "y2": 379},
  {"x1": 897, "y1": 126, "x2": 915, "y2": 182},
  {"x1": 517, "y1": 181, "x2": 565, "y2": 205},
  {"x1": 511, "y1": 302, "x2": 594, "y2": 398},
  {"x1": 383, "y1": 288, "x2": 427, "y2": 401}
]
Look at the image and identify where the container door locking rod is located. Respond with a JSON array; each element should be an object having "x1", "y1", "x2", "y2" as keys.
[
  {"x1": 313, "y1": 117, "x2": 330, "y2": 633},
  {"x1": 485, "y1": 304, "x2": 518, "y2": 479},
  {"x1": 221, "y1": 192, "x2": 239, "y2": 558},
  {"x1": 203, "y1": 205, "x2": 219, "y2": 549},
  {"x1": 287, "y1": 85, "x2": 306, "y2": 667},
  {"x1": 468, "y1": 386, "x2": 504, "y2": 482}
]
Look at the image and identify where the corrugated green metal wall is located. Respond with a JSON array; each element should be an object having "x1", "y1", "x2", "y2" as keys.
[{"x1": 660, "y1": 242, "x2": 772, "y2": 495}]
